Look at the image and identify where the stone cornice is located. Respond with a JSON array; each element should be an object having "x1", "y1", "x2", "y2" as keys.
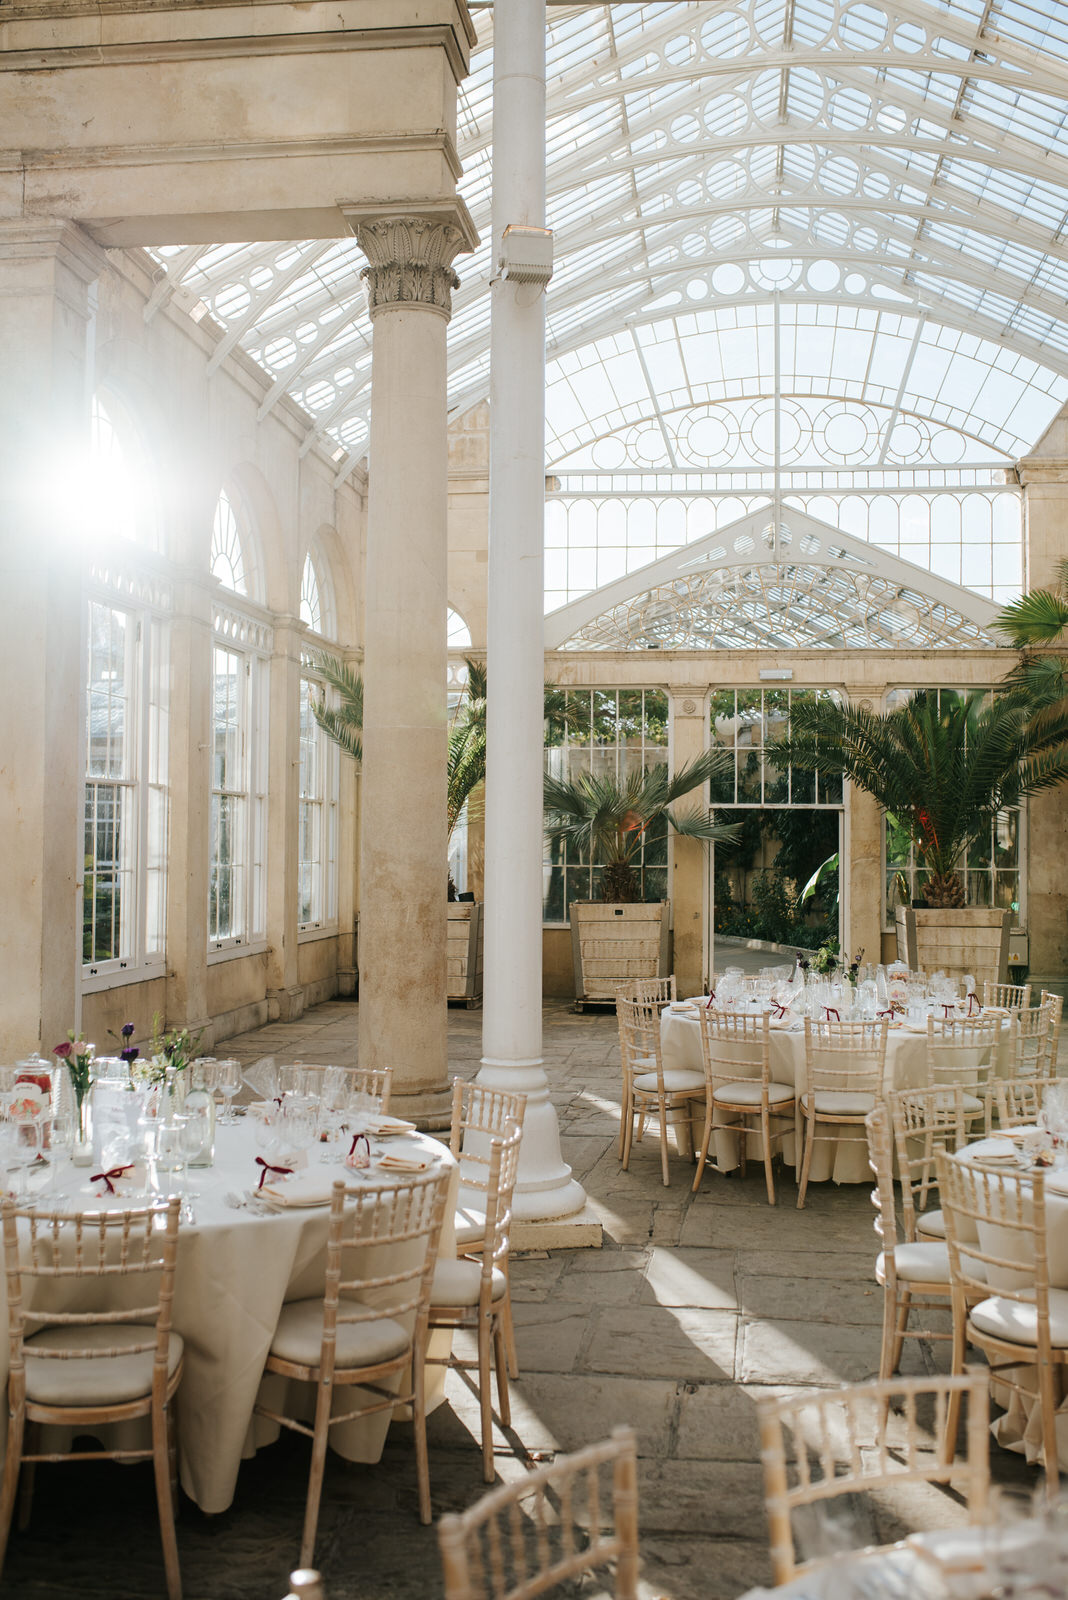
[
  {"x1": 1, "y1": 20, "x2": 473, "y2": 85},
  {"x1": 1016, "y1": 458, "x2": 1068, "y2": 485},
  {"x1": 0, "y1": 217, "x2": 107, "y2": 283}
]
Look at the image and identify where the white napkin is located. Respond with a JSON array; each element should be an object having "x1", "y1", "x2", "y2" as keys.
[
  {"x1": 87, "y1": 1160, "x2": 147, "y2": 1198},
  {"x1": 377, "y1": 1152, "x2": 433, "y2": 1173},
  {"x1": 362, "y1": 1114, "x2": 416, "y2": 1137},
  {"x1": 259, "y1": 1172, "x2": 337, "y2": 1207}
]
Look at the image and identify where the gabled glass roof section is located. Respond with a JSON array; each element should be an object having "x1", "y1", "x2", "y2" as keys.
[
  {"x1": 147, "y1": 0, "x2": 1068, "y2": 489},
  {"x1": 544, "y1": 502, "x2": 1003, "y2": 651}
]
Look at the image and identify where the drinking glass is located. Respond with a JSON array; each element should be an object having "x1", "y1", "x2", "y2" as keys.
[
  {"x1": 178, "y1": 1111, "x2": 209, "y2": 1195},
  {"x1": 215, "y1": 1059, "x2": 242, "y2": 1123}
]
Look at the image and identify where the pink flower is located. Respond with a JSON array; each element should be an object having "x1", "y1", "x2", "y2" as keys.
[{"x1": 52, "y1": 1042, "x2": 72, "y2": 1058}]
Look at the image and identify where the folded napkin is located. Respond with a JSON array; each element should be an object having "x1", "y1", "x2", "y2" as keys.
[
  {"x1": 377, "y1": 1152, "x2": 432, "y2": 1173},
  {"x1": 259, "y1": 1172, "x2": 337, "y2": 1207},
  {"x1": 88, "y1": 1160, "x2": 147, "y2": 1198},
  {"x1": 363, "y1": 1114, "x2": 416, "y2": 1137}
]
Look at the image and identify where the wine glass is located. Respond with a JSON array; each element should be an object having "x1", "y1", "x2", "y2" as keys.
[
  {"x1": 178, "y1": 1111, "x2": 209, "y2": 1198},
  {"x1": 215, "y1": 1059, "x2": 242, "y2": 1124}
]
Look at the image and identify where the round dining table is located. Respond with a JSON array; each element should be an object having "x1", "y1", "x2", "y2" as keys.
[
  {"x1": 661, "y1": 1003, "x2": 1012, "y2": 1185},
  {"x1": 0, "y1": 1117, "x2": 458, "y2": 1514}
]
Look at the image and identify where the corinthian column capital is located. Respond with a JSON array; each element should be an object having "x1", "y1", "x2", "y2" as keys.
[{"x1": 353, "y1": 213, "x2": 469, "y2": 320}]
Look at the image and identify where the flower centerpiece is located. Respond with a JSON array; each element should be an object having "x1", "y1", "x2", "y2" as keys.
[{"x1": 52, "y1": 1031, "x2": 95, "y2": 1156}]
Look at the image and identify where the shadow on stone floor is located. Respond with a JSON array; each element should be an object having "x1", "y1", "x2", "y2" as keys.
[{"x1": 2, "y1": 998, "x2": 1048, "y2": 1600}]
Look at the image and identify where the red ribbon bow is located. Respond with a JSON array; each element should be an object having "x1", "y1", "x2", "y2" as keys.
[
  {"x1": 91, "y1": 1164, "x2": 134, "y2": 1195},
  {"x1": 967, "y1": 992, "x2": 981, "y2": 1015},
  {"x1": 255, "y1": 1155, "x2": 294, "y2": 1190},
  {"x1": 822, "y1": 1007, "x2": 840, "y2": 1022},
  {"x1": 705, "y1": 990, "x2": 716, "y2": 1008},
  {"x1": 348, "y1": 1132, "x2": 370, "y2": 1159},
  {"x1": 942, "y1": 1003, "x2": 955, "y2": 1018},
  {"x1": 771, "y1": 1002, "x2": 789, "y2": 1019},
  {"x1": 876, "y1": 1009, "x2": 895, "y2": 1019}
]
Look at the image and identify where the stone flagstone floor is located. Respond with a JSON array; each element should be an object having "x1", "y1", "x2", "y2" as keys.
[{"x1": 5, "y1": 997, "x2": 1049, "y2": 1600}]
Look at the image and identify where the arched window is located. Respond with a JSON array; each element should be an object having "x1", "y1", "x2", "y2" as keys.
[
  {"x1": 300, "y1": 546, "x2": 337, "y2": 640},
  {"x1": 447, "y1": 608, "x2": 472, "y2": 648},
  {"x1": 211, "y1": 491, "x2": 251, "y2": 595},
  {"x1": 89, "y1": 396, "x2": 160, "y2": 553}
]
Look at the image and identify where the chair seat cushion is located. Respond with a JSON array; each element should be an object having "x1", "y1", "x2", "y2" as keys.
[
  {"x1": 917, "y1": 1209, "x2": 947, "y2": 1239},
  {"x1": 24, "y1": 1324, "x2": 183, "y2": 1407},
  {"x1": 633, "y1": 1069, "x2": 704, "y2": 1095},
  {"x1": 270, "y1": 1298, "x2": 410, "y2": 1370},
  {"x1": 801, "y1": 1090, "x2": 877, "y2": 1117},
  {"x1": 876, "y1": 1242, "x2": 950, "y2": 1286},
  {"x1": 712, "y1": 1080, "x2": 794, "y2": 1109},
  {"x1": 454, "y1": 1204, "x2": 488, "y2": 1247},
  {"x1": 431, "y1": 1258, "x2": 507, "y2": 1308},
  {"x1": 970, "y1": 1287, "x2": 1068, "y2": 1348}
]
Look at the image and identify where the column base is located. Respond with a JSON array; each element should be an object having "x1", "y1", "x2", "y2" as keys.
[
  {"x1": 476, "y1": 1059, "x2": 588, "y2": 1224},
  {"x1": 267, "y1": 986, "x2": 305, "y2": 1023},
  {"x1": 391, "y1": 1083, "x2": 454, "y2": 1131},
  {"x1": 512, "y1": 1202, "x2": 603, "y2": 1250}
]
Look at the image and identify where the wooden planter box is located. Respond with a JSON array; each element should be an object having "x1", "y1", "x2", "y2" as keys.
[
  {"x1": 447, "y1": 902, "x2": 484, "y2": 1008},
  {"x1": 894, "y1": 906, "x2": 1011, "y2": 989},
  {"x1": 570, "y1": 900, "x2": 671, "y2": 1010}
]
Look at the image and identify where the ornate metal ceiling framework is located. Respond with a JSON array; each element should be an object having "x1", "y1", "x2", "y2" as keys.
[
  {"x1": 144, "y1": 0, "x2": 1068, "y2": 629},
  {"x1": 543, "y1": 499, "x2": 1002, "y2": 649}
]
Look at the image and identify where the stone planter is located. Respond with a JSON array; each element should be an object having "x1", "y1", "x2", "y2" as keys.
[
  {"x1": 570, "y1": 900, "x2": 671, "y2": 1010},
  {"x1": 447, "y1": 902, "x2": 484, "y2": 1008},
  {"x1": 894, "y1": 906, "x2": 1011, "y2": 989}
]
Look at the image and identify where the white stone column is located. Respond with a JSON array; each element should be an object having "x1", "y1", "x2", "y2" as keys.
[
  {"x1": 480, "y1": 0, "x2": 584, "y2": 1220},
  {"x1": 349, "y1": 208, "x2": 474, "y2": 1125},
  {"x1": 0, "y1": 221, "x2": 106, "y2": 1057},
  {"x1": 668, "y1": 692, "x2": 708, "y2": 998}
]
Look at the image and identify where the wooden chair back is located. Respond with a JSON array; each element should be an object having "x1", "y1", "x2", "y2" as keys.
[
  {"x1": 887, "y1": 1084, "x2": 966, "y2": 1239},
  {"x1": 802, "y1": 1018, "x2": 888, "y2": 1100},
  {"x1": 994, "y1": 1076, "x2": 1049, "y2": 1129},
  {"x1": 477, "y1": 1123, "x2": 523, "y2": 1288},
  {"x1": 448, "y1": 1080, "x2": 527, "y2": 1197},
  {"x1": 984, "y1": 981, "x2": 1032, "y2": 1012},
  {"x1": 924, "y1": 1016, "x2": 1000, "y2": 1097},
  {"x1": 437, "y1": 1425, "x2": 639, "y2": 1600},
  {"x1": 320, "y1": 1172, "x2": 450, "y2": 1384},
  {"x1": 2, "y1": 1197, "x2": 181, "y2": 1390},
  {"x1": 937, "y1": 1150, "x2": 1050, "y2": 1310},
  {"x1": 616, "y1": 976, "x2": 676, "y2": 1008},
  {"x1": 1041, "y1": 991, "x2": 1063, "y2": 1068},
  {"x1": 1012, "y1": 1002, "x2": 1056, "y2": 1083},
  {"x1": 296, "y1": 1065, "x2": 393, "y2": 1111},
  {"x1": 696, "y1": 1009, "x2": 772, "y2": 1094},
  {"x1": 616, "y1": 996, "x2": 662, "y2": 1080},
  {"x1": 865, "y1": 1104, "x2": 899, "y2": 1258},
  {"x1": 758, "y1": 1373, "x2": 990, "y2": 1584}
]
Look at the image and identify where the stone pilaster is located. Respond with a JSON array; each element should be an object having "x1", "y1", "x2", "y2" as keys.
[
  {"x1": 0, "y1": 221, "x2": 107, "y2": 1056},
  {"x1": 265, "y1": 615, "x2": 306, "y2": 1020},
  {"x1": 349, "y1": 207, "x2": 474, "y2": 1125}
]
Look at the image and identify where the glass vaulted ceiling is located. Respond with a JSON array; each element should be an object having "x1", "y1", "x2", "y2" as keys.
[{"x1": 149, "y1": 0, "x2": 1068, "y2": 609}]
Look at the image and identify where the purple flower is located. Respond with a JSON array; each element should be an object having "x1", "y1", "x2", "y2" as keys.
[
  {"x1": 120, "y1": 1046, "x2": 140, "y2": 1064},
  {"x1": 53, "y1": 1041, "x2": 72, "y2": 1059},
  {"x1": 121, "y1": 1023, "x2": 135, "y2": 1039}
]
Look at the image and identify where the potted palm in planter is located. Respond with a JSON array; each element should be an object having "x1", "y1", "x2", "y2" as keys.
[
  {"x1": 769, "y1": 688, "x2": 1068, "y2": 986},
  {"x1": 543, "y1": 750, "x2": 740, "y2": 1007}
]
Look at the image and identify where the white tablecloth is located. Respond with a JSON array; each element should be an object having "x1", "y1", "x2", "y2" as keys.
[
  {"x1": 661, "y1": 1009, "x2": 1011, "y2": 1185},
  {"x1": 2, "y1": 1120, "x2": 457, "y2": 1513}
]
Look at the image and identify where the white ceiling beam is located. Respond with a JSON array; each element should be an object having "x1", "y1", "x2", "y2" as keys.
[{"x1": 205, "y1": 243, "x2": 331, "y2": 378}]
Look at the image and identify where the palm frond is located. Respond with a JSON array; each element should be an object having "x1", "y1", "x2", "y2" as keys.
[
  {"x1": 309, "y1": 653, "x2": 363, "y2": 764},
  {"x1": 310, "y1": 707, "x2": 362, "y2": 764},
  {"x1": 992, "y1": 588, "x2": 1068, "y2": 648},
  {"x1": 664, "y1": 806, "x2": 743, "y2": 845}
]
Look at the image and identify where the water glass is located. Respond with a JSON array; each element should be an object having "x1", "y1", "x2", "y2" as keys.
[{"x1": 215, "y1": 1059, "x2": 242, "y2": 1123}]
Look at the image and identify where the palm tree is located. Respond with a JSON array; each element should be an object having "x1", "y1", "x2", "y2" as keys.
[
  {"x1": 543, "y1": 749, "x2": 741, "y2": 904},
  {"x1": 769, "y1": 689, "x2": 1068, "y2": 908},
  {"x1": 992, "y1": 557, "x2": 1068, "y2": 713}
]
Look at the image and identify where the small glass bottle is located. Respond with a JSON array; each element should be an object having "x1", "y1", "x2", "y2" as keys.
[{"x1": 183, "y1": 1061, "x2": 217, "y2": 1167}]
